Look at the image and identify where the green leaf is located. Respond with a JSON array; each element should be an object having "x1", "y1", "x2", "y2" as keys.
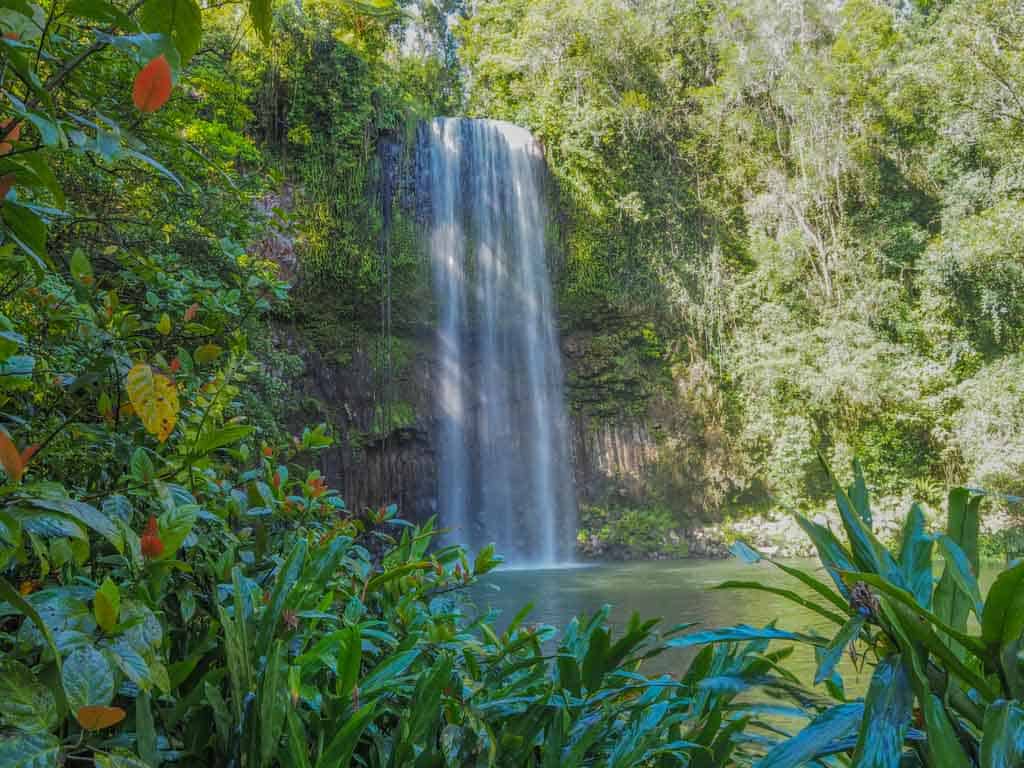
[
  {"x1": 814, "y1": 614, "x2": 865, "y2": 685},
  {"x1": 156, "y1": 503, "x2": 196, "y2": 559},
  {"x1": 141, "y1": 0, "x2": 202, "y2": 63},
  {"x1": 137, "y1": 690, "x2": 158, "y2": 767},
  {"x1": 62, "y1": 646, "x2": 115, "y2": 712},
  {"x1": 258, "y1": 641, "x2": 287, "y2": 767},
  {"x1": 0, "y1": 578, "x2": 65, "y2": 708},
  {"x1": 980, "y1": 700, "x2": 1024, "y2": 768},
  {"x1": 830, "y1": 469, "x2": 902, "y2": 586},
  {"x1": 851, "y1": 655, "x2": 913, "y2": 768},
  {"x1": 94, "y1": 577, "x2": 120, "y2": 633},
  {"x1": 337, "y1": 626, "x2": 362, "y2": 701},
  {"x1": 0, "y1": 731, "x2": 61, "y2": 767},
  {"x1": 26, "y1": 497, "x2": 123, "y2": 552},
  {"x1": 897, "y1": 503, "x2": 935, "y2": 608},
  {"x1": 2, "y1": 202, "x2": 48, "y2": 269},
  {"x1": 753, "y1": 703, "x2": 863, "y2": 768},
  {"x1": 0, "y1": 659, "x2": 57, "y2": 732},
  {"x1": 937, "y1": 535, "x2": 984, "y2": 619},
  {"x1": 714, "y1": 581, "x2": 848, "y2": 626},
  {"x1": 666, "y1": 624, "x2": 824, "y2": 649},
  {"x1": 70, "y1": 248, "x2": 93, "y2": 284},
  {"x1": 192, "y1": 425, "x2": 254, "y2": 457},
  {"x1": 360, "y1": 648, "x2": 421, "y2": 695},
  {"x1": 793, "y1": 515, "x2": 857, "y2": 598},
  {"x1": 315, "y1": 702, "x2": 376, "y2": 768},
  {"x1": 921, "y1": 693, "x2": 972, "y2": 768},
  {"x1": 934, "y1": 489, "x2": 981, "y2": 650},
  {"x1": 981, "y1": 561, "x2": 1024, "y2": 648},
  {"x1": 256, "y1": 539, "x2": 306, "y2": 659}
]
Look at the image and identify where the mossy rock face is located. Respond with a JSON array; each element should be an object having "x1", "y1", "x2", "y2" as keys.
[{"x1": 563, "y1": 321, "x2": 673, "y2": 419}]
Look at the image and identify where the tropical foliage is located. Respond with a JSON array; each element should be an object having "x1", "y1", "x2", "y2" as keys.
[{"x1": 717, "y1": 462, "x2": 1024, "y2": 767}]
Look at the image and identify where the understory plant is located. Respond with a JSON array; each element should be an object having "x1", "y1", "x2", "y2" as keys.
[{"x1": 718, "y1": 460, "x2": 1024, "y2": 767}]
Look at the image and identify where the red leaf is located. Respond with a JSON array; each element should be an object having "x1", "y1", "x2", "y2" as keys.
[
  {"x1": 0, "y1": 429, "x2": 23, "y2": 483},
  {"x1": 183, "y1": 302, "x2": 199, "y2": 322},
  {"x1": 133, "y1": 55, "x2": 173, "y2": 113}
]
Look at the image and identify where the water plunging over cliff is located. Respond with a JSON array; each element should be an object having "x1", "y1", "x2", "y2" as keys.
[{"x1": 424, "y1": 118, "x2": 577, "y2": 566}]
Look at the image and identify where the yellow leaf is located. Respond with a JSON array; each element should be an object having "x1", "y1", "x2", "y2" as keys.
[
  {"x1": 126, "y1": 362, "x2": 180, "y2": 443},
  {"x1": 76, "y1": 705, "x2": 126, "y2": 730},
  {"x1": 0, "y1": 428, "x2": 23, "y2": 483},
  {"x1": 156, "y1": 313, "x2": 171, "y2": 336},
  {"x1": 194, "y1": 344, "x2": 222, "y2": 365}
]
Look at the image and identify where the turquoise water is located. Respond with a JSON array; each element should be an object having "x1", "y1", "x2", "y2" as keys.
[
  {"x1": 472, "y1": 558, "x2": 849, "y2": 684},
  {"x1": 473, "y1": 558, "x2": 1001, "y2": 688}
]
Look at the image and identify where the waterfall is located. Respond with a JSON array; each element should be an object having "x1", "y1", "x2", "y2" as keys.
[{"x1": 424, "y1": 118, "x2": 577, "y2": 566}]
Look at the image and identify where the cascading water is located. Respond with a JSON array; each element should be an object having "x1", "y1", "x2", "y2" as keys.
[{"x1": 424, "y1": 118, "x2": 577, "y2": 566}]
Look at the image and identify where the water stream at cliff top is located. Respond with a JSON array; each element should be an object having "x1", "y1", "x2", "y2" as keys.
[{"x1": 424, "y1": 118, "x2": 577, "y2": 565}]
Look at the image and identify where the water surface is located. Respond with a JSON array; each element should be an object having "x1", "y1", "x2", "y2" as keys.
[{"x1": 473, "y1": 558, "x2": 862, "y2": 686}]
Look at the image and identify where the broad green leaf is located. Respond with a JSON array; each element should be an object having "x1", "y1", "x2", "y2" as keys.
[
  {"x1": 982, "y1": 561, "x2": 1024, "y2": 647},
  {"x1": 62, "y1": 646, "x2": 115, "y2": 712},
  {"x1": 851, "y1": 654, "x2": 913, "y2": 768},
  {"x1": 193, "y1": 425, "x2": 254, "y2": 457},
  {"x1": 849, "y1": 458, "x2": 872, "y2": 526},
  {"x1": 2, "y1": 202, "x2": 48, "y2": 269},
  {"x1": 937, "y1": 535, "x2": 983, "y2": 619},
  {"x1": 0, "y1": 731, "x2": 60, "y2": 767},
  {"x1": 980, "y1": 700, "x2": 1024, "y2": 768},
  {"x1": 141, "y1": 0, "x2": 202, "y2": 62},
  {"x1": 256, "y1": 539, "x2": 307, "y2": 659},
  {"x1": 360, "y1": 648, "x2": 421, "y2": 695},
  {"x1": 897, "y1": 503, "x2": 935, "y2": 608},
  {"x1": 94, "y1": 577, "x2": 120, "y2": 633},
  {"x1": 315, "y1": 702, "x2": 376, "y2": 768},
  {"x1": 70, "y1": 248, "x2": 93, "y2": 284},
  {"x1": 793, "y1": 515, "x2": 856, "y2": 598},
  {"x1": 258, "y1": 641, "x2": 287, "y2": 766},
  {"x1": 921, "y1": 693, "x2": 972, "y2": 768},
  {"x1": 137, "y1": 691, "x2": 158, "y2": 766},
  {"x1": 27, "y1": 497, "x2": 122, "y2": 552},
  {"x1": 935, "y1": 489, "x2": 981, "y2": 655},
  {"x1": 666, "y1": 624, "x2": 824, "y2": 649},
  {"x1": 753, "y1": 703, "x2": 863, "y2": 768},
  {"x1": 814, "y1": 614, "x2": 865, "y2": 685},
  {"x1": 0, "y1": 578, "x2": 65, "y2": 707},
  {"x1": 0, "y1": 659, "x2": 57, "y2": 732},
  {"x1": 714, "y1": 580, "x2": 848, "y2": 626}
]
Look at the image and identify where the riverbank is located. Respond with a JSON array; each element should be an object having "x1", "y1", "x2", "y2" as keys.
[{"x1": 576, "y1": 498, "x2": 1022, "y2": 561}]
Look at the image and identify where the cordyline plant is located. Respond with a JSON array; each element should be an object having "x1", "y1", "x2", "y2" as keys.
[{"x1": 717, "y1": 459, "x2": 1024, "y2": 768}]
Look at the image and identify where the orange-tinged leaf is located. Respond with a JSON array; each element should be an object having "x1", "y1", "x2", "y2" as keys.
[
  {"x1": 0, "y1": 173, "x2": 14, "y2": 200},
  {"x1": 133, "y1": 55, "x2": 173, "y2": 113},
  {"x1": 126, "y1": 362, "x2": 180, "y2": 442},
  {"x1": 0, "y1": 119, "x2": 20, "y2": 156},
  {"x1": 0, "y1": 428, "x2": 23, "y2": 483},
  {"x1": 184, "y1": 302, "x2": 199, "y2": 322},
  {"x1": 76, "y1": 705, "x2": 126, "y2": 730},
  {"x1": 19, "y1": 443, "x2": 38, "y2": 466}
]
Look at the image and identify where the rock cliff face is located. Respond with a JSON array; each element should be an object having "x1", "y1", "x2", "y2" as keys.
[{"x1": 274, "y1": 126, "x2": 676, "y2": 534}]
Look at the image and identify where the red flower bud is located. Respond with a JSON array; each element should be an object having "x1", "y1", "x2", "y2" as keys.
[{"x1": 140, "y1": 515, "x2": 164, "y2": 559}]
